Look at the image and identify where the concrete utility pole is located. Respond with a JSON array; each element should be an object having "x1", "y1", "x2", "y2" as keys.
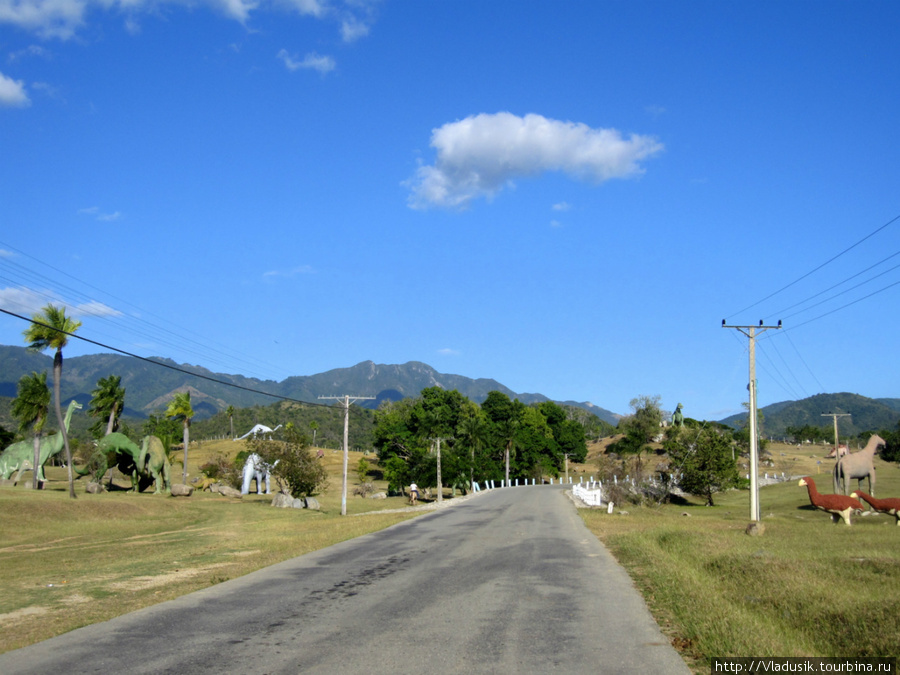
[
  {"x1": 427, "y1": 437, "x2": 452, "y2": 503},
  {"x1": 722, "y1": 319, "x2": 782, "y2": 522},
  {"x1": 318, "y1": 395, "x2": 375, "y2": 515},
  {"x1": 822, "y1": 412, "x2": 851, "y2": 469}
]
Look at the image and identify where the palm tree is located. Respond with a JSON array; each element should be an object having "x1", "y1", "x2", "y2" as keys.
[
  {"x1": 12, "y1": 371, "x2": 51, "y2": 489},
  {"x1": 89, "y1": 375, "x2": 125, "y2": 437},
  {"x1": 226, "y1": 405, "x2": 235, "y2": 439},
  {"x1": 457, "y1": 413, "x2": 488, "y2": 488},
  {"x1": 24, "y1": 304, "x2": 82, "y2": 499},
  {"x1": 166, "y1": 391, "x2": 193, "y2": 484},
  {"x1": 499, "y1": 417, "x2": 520, "y2": 487}
]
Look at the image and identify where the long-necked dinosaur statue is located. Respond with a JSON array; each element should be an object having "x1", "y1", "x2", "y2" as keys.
[
  {"x1": 0, "y1": 400, "x2": 83, "y2": 484},
  {"x1": 138, "y1": 435, "x2": 171, "y2": 494}
]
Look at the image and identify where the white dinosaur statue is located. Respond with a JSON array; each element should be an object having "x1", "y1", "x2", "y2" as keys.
[
  {"x1": 236, "y1": 424, "x2": 283, "y2": 441},
  {"x1": 241, "y1": 453, "x2": 280, "y2": 494}
]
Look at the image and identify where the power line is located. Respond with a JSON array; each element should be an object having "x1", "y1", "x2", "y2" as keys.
[
  {"x1": 767, "y1": 248, "x2": 900, "y2": 320},
  {"x1": 728, "y1": 211, "x2": 900, "y2": 319},
  {"x1": 0, "y1": 240, "x2": 287, "y2": 381},
  {"x1": 0, "y1": 307, "x2": 337, "y2": 410}
]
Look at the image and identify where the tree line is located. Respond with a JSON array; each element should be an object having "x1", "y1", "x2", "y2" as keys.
[{"x1": 372, "y1": 386, "x2": 603, "y2": 494}]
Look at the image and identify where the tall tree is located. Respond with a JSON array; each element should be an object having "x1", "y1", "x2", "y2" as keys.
[
  {"x1": 89, "y1": 375, "x2": 125, "y2": 438},
  {"x1": 456, "y1": 406, "x2": 489, "y2": 487},
  {"x1": 12, "y1": 371, "x2": 51, "y2": 489},
  {"x1": 226, "y1": 405, "x2": 235, "y2": 439},
  {"x1": 609, "y1": 395, "x2": 663, "y2": 481},
  {"x1": 23, "y1": 304, "x2": 82, "y2": 499},
  {"x1": 665, "y1": 426, "x2": 740, "y2": 506},
  {"x1": 166, "y1": 391, "x2": 194, "y2": 484}
]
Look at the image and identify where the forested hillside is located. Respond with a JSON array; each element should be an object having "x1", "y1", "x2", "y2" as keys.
[{"x1": 721, "y1": 392, "x2": 900, "y2": 438}]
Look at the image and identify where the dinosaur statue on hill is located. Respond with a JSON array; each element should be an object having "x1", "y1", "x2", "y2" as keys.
[
  {"x1": 137, "y1": 435, "x2": 171, "y2": 494},
  {"x1": 0, "y1": 401, "x2": 83, "y2": 484},
  {"x1": 77, "y1": 432, "x2": 145, "y2": 491},
  {"x1": 77, "y1": 433, "x2": 172, "y2": 493},
  {"x1": 833, "y1": 434, "x2": 884, "y2": 497}
]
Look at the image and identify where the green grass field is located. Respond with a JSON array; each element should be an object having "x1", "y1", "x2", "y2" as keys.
[
  {"x1": 0, "y1": 440, "x2": 417, "y2": 653},
  {"x1": 580, "y1": 443, "x2": 900, "y2": 672}
]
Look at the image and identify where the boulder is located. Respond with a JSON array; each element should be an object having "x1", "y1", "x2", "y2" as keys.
[
  {"x1": 171, "y1": 483, "x2": 193, "y2": 497},
  {"x1": 745, "y1": 522, "x2": 766, "y2": 537},
  {"x1": 85, "y1": 482, "x2": 105, "y2": 494},
  {"x1": 292, "y1": 498, "x2": 305, "y2": 509},
  {"x1": 369, "y1": 492, "x2": 387, "y2": 499},
  {"x1": 271, "y1": 493, "x2": 294, "y2": 508},
  {"x1": 216, "y1": 485, "x2": 243, "y2": 499},
  {"x1": 304, "y1": 497, "x2": 320, "y2": 511}
]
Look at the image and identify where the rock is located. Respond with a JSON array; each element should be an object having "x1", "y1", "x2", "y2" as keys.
[
  {"x1": 171, "y1": 483, "x2": 194, "y2": 497},
  {"x1": 85, "y1": 481, "x2": 105, "y2": 494},
  {"x1": 271, "y1": 493, "x2": 294, "y2": 508},
  {"x1": 216, "y1": 485, "x2": 243, "y2": 498},
  {"x1": 0, "y1": 478, "x2": 15, "y2": 487},
  {"x1": 369, "y1": 492, "x2": 387, "y2": 499},
  {"x1": 304, "y1": 497, "x2": 320, "y2": 510},
  {"x1": 745, "y1": 522, "x2": 766, "y2": 536},
  {"x1": 292, "y1": 498, "x2": 305, "y2": 509}
]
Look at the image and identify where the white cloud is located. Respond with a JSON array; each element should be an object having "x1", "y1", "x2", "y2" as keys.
[
  {"x1": 0, "y1": 0, "x2": 377, "y2": 41},
  {"x1": 0, "y1": 249, "x2": 14, "y2": 258},
  {"x1": 0, "y1": 0, "x2": 87, "y2": 39},
  {"x1": 437, "y1": 348, "x2": 460, "y2": 356},
  {"x1": 7, "y1": 44, "x2": 51, "y2": 62},
  {"x1": 341, "y1": 16, "x2": 369, "y2": 42},
  {"x1": 550, "y1": 220, "x2": 563, "y2": 228},
  {"x1": 552, "y1": 201, "x2": 571, "y2": 211},
  {"x1": 263, "y1": 265, "x2": 315, "y2": 279},
  {"x1": 78, "y1": 206, "x2": 121, "y2": 221},
  {"x1": 279, "y1": 0, "x2": 325, "y2": 17},
  {"x1": 0, "y1": 70, "x2": 30, "y2": 107},
  {"x1": 73, "y1": 299, "x2": 121, "y2": 318},
  {"x1": 0, "y1": 286, "x2": 119, "y2": 319},
  {"x1": 406, "y1": 112, "x2": 663, "y2": 210},
  {"x1": 277, "y1": 49, "x2": 335, "y2": 74}
]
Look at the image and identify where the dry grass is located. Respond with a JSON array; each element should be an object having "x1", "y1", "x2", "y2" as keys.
[
  {"x1": 579, "y1": 442, "x2": 900, "y2": 671},
  {"x1": 0, "y1": 440, "x2": 421, "y2": 653}
]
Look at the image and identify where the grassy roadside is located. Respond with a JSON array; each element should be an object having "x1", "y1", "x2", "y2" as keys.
[
  {"x1": 579, "y1": 445, "x2": 900, "y2": 672},
  {"x1": 0, "y1": 440, "x2": 419, "y2": 653}
]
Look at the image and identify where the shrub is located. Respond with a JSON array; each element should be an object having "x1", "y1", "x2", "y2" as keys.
[
  {"x1": 248, "y1": 427, "x2": 327, "y2": 498},
  {"x1": 198, "y1": 453, "x2": 242, "y2": 489}
]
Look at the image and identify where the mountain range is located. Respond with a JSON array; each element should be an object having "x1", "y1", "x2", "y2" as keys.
[
  {"x1": 719, "y1": 392, "x2": 900, "y2": 438},
  {"x1": 2, "y1": 345, "x2": 898, "y2": 437},
  {"x1": 0, "y1": 345, "x2": 619, "y2": 424}
]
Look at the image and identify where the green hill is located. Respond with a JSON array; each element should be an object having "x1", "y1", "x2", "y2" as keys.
[{"x1": 720, "y1": 392, "x2": 900, "y2": 438}]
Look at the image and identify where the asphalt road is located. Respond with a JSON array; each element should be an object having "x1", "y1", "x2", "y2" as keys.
[{"x1": 0, "y1": 485, "x2": 691, "y2": 674}]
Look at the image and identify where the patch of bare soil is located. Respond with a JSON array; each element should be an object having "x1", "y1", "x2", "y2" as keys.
[{"x1": 108, "y1": 563, "x2": 235, "y2": 592}]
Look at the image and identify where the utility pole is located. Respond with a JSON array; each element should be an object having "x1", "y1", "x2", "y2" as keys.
[
  {"x1": 427, "y1": 437, "x2": 452, "y2": 503},
  {"x1": 722, "y1": 319, "x2": 782, "y2": 522},
  {"x1": 822, "y1": 412, "x2": 851, "y2": 468},
  {"x1": 318, "y1": 395, "x2": 375, "y2": 515}
]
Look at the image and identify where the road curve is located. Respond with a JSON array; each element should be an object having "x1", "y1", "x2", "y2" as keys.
[{"x1": 0, "y1": 485, "x2": 690, "y2": 674}]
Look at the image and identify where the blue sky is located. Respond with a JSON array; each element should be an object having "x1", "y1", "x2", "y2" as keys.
[{"x1": 1, "y1": 1, "x2": 899, "y2": 423}]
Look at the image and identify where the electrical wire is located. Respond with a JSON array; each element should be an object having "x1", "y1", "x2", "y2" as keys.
[
  {"x1": 0, "y1": 240, "x2": 287, "y2": 381},
  {"x1": 0, "y1": 307, "x2": 338, "y2": 411},
  {"x1": 728, "y1": 211, "x2": 900, "y2": 320}
]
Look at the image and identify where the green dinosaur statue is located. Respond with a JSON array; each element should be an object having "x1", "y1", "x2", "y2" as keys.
[
  {"x1": 0, "y1": 400, "x2": 83, "y2": 484},
  {"x1": 137, "y1": 435, "x2": 171, "y2": 494},
  {"x1": 78, "y1": 433, "x2": 173, "y2": 493},
  {"x1": 76, "y1": 432, "x2": 144, "y2": 491}
]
